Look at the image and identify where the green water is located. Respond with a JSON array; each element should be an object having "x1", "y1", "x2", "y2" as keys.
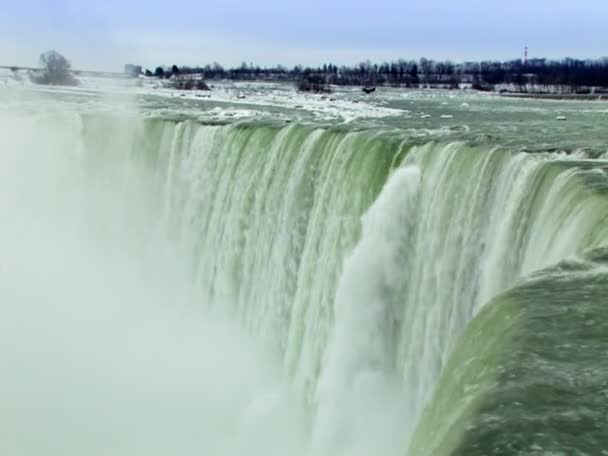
[
  {"x1": 0, "y1": 83, "x2": 607, "y2": 455},
  {"x1": 409, "y1": 249, "x2": 608, "y2": 456}
]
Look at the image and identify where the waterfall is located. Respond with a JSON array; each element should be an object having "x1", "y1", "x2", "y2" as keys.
[{"x1": 2, "y1": 103, "x2": 607, "y2": 455}]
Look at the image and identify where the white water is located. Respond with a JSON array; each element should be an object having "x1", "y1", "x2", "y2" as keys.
[{"x1": 313, "y1": 166, "x2": 421, "y2": 455}]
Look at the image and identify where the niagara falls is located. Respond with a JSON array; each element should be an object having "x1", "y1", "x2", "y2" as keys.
[{"x1": 1, "y1": 1, "x2": 608, "y2": 455}]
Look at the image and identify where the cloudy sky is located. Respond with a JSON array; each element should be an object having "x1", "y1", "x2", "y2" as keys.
[{"x1": 1, "y1": 0, "x2": 606, "y2": 71}]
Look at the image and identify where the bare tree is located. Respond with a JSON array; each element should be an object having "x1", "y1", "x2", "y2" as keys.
[{"x1": 31, "y1": 50, "x2": 78, "y2": 86}]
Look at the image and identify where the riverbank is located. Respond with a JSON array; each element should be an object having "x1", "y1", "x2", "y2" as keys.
[{"x1": 499, "y1": 92, "x2": 608, "y2": 101}]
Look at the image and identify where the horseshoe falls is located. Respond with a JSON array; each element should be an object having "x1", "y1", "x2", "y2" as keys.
[{"x1": 1, "y1": 83, "x2": 608, "y2": 456}]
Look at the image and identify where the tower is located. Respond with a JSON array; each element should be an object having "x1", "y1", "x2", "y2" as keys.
[{"x1": 524, "y1": 46, "x2": 528, "y2": 65}]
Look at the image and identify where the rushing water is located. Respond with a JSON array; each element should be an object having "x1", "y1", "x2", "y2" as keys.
[{"x1": 1, "y1": 84, "x2": 607, "y2": 455}]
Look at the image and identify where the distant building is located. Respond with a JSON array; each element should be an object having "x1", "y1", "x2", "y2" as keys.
[{"x1": 124, "y1": 64, "x2": 142, "y2": 77}]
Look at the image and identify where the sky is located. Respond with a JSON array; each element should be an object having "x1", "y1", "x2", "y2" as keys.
[{"x1": 1, "y1": 0, "x2": 607, "y2": 71}]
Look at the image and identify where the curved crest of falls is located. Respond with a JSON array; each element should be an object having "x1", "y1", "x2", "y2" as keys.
[{"x1": 1, "y1": 85, "x2": 607, "y2": 455}]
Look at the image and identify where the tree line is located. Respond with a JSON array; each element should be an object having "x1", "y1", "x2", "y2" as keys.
[
  {"x1": 28, "y1": 50, "x2": 608, "y2": 93},
  {"x1": 144, "y1": 58, "x2": 608, "y2": 92}
]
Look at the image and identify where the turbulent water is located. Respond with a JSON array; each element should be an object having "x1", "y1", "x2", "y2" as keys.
[{"x1": 1, "y1": 84, "x2": 608, "y2": 455}]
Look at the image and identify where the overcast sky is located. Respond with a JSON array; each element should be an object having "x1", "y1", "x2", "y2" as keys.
[{"x1": 1, "y1": 0, "x2": 607, "y2": 71}]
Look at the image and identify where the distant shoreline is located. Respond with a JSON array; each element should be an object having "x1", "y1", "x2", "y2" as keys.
[
  {"x1": 4, "y1": 65, "x2": 608, "y2": 101},
  {"x1": 498, "y1": 92, "x2": 608, "y2": 101}
]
